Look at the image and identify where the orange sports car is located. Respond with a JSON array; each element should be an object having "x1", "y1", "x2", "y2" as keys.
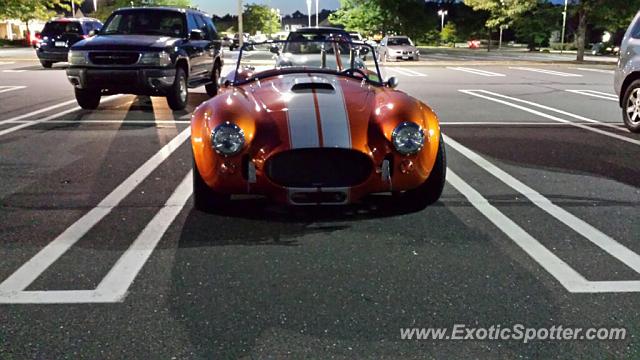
[{"x1": 190, "y1": 39, "x2": 446, "y2": 210}]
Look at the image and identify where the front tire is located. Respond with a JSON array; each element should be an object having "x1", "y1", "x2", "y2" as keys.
[
  {"x1": 40, "y1": 60, "x2": 53, "y2": 68},
  {"x1": 205, "y1": 64, "x2": 221, "y2": 97},
  {"x1": 400, "y1": 136, "x2": 447, "y2": 210},
  {"x1": 193, "y1": 157, "x2": 230, "y2": 212},
  {"x1": 167, "y1": 67, "x2": 188, "y2": 111},
  {"x1": 622, "y1": 80, "x2": 640, "y2": 133},
  {"x1": 75, "y1": 88, "x2": 101, "y2": 109}
]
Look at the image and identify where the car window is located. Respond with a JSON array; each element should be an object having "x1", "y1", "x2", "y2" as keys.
[
  {"x1": 387, "y1": 37, "x2": 412, "y2": 46},
  {"x1": 632, "y1": 19, "x2": 640, "y2": 39},
  {"x1": 42, "y1": 21, "x2": 83, "y2": 36},
  {"x1": 187, "y1": 13, "x2": 199, "y2": 33},
  {"x1": 203, "y1": 16, "x2": 218, "y2": 40},
  {"x1": 102, "y1": 10, "x2": 186, "y2": 37},
  {"x1": 194, "y1": 15, "x2": 211, "y2": 40}
]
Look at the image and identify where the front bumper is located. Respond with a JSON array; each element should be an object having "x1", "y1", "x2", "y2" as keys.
[
  {"x1": 36, "y1": 48, "x2": 69, "y2": 62},
  {"x1": 66, "y1": 67, "x2": 176, "y2": 95}
]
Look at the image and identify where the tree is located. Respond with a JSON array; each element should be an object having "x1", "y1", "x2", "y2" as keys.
[
  {"x1": 93, "y1": 0, "x2": 192, "y2": 21},
  {"x1": 568, "y1": 0, "x2": 640, "y2": 62},
  {"x1": 243, "y1": 4, "x2": 280, "y2": 35},
  {"x1": 463, "y1": 0, "x2": 536, "y2": 49},
  {"x1": 440, "y1": 22, "x2": 458, "y2": 44},
  {"x1": 512, "y1": 1, "x2": 561, "y2": 50},
  {"x1": 0, "y1": 0, "x2": 79, "y2": 37}
]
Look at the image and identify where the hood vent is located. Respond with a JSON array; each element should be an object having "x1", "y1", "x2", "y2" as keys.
[{"x1": 291, "y1": 82, "x2": 335, "y2": 93}]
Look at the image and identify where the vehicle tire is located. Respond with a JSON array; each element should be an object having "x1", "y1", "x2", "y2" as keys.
[
  {"x1": 192, "y1": 157, "x2": 230, "y2": 212},
  {"x1": 205, "y1": 64, "x2": 221, "y2": 97},
  {"x1": 166, "y1": 67, "x2": 188, "y2": 111},
  {"x1": 400, "y1": 136, "x2": 447, "y2": 210},
  {"x1": 74, "y1": 88, "x2": 101, "y2": 109},
  {"x1": 40, "y1": 60, "x2": 53, "y2": 68},
  {"x1": 622, "y1": 80, "x2": 640, "y2": 133}
]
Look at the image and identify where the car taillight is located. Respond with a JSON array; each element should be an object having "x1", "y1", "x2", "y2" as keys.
[{"x1": 35, "y1": 33, "x2": 42, "y2": 40}]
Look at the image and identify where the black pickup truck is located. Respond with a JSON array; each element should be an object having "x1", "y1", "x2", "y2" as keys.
[{"x1": 66, "y1": 7, "x2": 223, "y2": 110}]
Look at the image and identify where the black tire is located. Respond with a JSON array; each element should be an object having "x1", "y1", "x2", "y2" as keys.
[
  {"x1": 192, "y1": 157, "x2": 230, "y2": 212},
  {"x1": 400, "y1": 136, "x2": 447, "y2": 210},
  {"x1": 622, "y1": 79, "x2": 640, "y2": 133},
  {"x1": 40, "y1": 60, "x2": 53, "y2": 68},
  {"x1": 74, "y1": 88, "x2": 101, "y2": 109},
  {"x1": 167, "y1": 67, "x2": 188, "y2": 111},
  {"x1": 205, "y1": 64, "x2": 221, "y2": 97}
]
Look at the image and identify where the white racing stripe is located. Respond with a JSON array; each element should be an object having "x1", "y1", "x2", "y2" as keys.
[
  {"x1": 0, "y1": 86, "x2": 26, "y2": 94},
  {"x1": 447, "y1": 67, "x2": 506, "y2": 77},
  {"x1": 0, "y1": 128, "x2": 191, "y2": 301},
  {"x1": 287, "y1": 78, "x2": 320, "y2": 148},
  {"x1": 445, "y1": 135, "x2": 640, "y2": 292},
  {"x1": 314, "y1": 75, "x2": 351, "y2": 148},
  {"x1": 566, "y1": 89, "x2": 618, "y2": 101},
  {"x1": 510, "y1": 67, "x2": 582, "y2": 77},
  {"x1": 460, "y1": 90, "x2": 640, "y2": 144}
]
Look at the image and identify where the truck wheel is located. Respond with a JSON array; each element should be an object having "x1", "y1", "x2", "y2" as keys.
[
  {"x1": 75, "y1": 88, "x2": 101, "y2": 109},
  {"x1": 167, "y1": 67, "x2": 188, "y2": 111},
  {"x1": 205, "y1": 64, "x2": 221, "y2": 97},
  {"x1": 193, "y1": 157, "x2": 230, "y2": 212},
  {"x1": 622, "y1": 80, "x2": 640, "y2": 133},
  {"x1": 40, "y1": 61, "x2": 53, "y2": 69},
  {"x1": 400, "y1": 136, "x2": 447, "y2": 210}
]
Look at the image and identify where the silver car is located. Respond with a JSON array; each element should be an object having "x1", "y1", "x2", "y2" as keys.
[
  {"x1": 615, "y1": 10, "x2": 640, "y2": 132},
  {"x1": 378, "y1": 36, "x2": 419, "y2": 62}
]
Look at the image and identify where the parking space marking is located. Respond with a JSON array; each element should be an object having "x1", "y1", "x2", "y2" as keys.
[
  {"x1": 566, "y1": 89, "x2": 618, "y2": 101},
  {"x1": 2, "y1": 69, "x2": 27, "y2": 73},
  {"x1": 385, "y1": 67, "x2": 427, "y2": 77},
  {"x1": 0, "y1": 61, "x2": 15, "y2": 66},
  {"x1": 509, "y1": 67, "x2": 582, "y2": 77},
  {"x1": 572, "y1": 67, "x2": 615, "y2": 75},
  {"x1": 459, "y1": 90, "x2": 640, "y2": 145},
  {"x1": 440, "y1": 121, "x2": 625, "y2": 127},
  {"x1": 9, "y1": 119, "x2": 192, "y2": 124},
  {"x1": 447, "y1": 67, "x2": 506, "y2": 77},
  {"x1": 0, "y1": 95, "x2": 124, "y2": 137},
  {"x1": 445, "y1": 135, "x2": 640, "y2": 293},
  {"x1": 0, "y1": 128, "x2": 190, "y2": 303},
  {"x1": 0, "y1": 86, "x2": 26, "y2": 94}
]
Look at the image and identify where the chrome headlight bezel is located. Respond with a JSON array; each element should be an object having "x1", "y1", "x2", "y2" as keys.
[
  {"x1": 139, "y1": 51, "x2": 172, "y2": 67},
  {"x1": 68, "y1": 50, "x2": 88, "y2": 66},
  {"x1": 211, "y1": 123, "x2": 245, "y2": 156},
  {"x1": 392, "y1": 122, "x2": 425, "y2": 155}
]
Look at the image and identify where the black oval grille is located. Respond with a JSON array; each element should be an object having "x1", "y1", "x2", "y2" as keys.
[{"x1": 266, "y1": 148, "x2": 373, "y2": 188}]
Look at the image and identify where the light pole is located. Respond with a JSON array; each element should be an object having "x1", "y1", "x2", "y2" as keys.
[
  {"x1": 437, "y1": 10, "x2": 448, "y2": 32},
  {"x1": 560, "y1": 0, "x2": 568, "y2": 55},
  {"x1": 93, "y1": 0, "x2": 97, "y2": 12},
  {"x1": 306, "y1": 0, "x2": 312, "y2": 28},
  {"x1": 315, "y1": 0, "x2": 319, "y2": 28},
  {"x1": 237, "y1": 0, "x2": 243, "y2": 48},
  {"x1": 499, "y1": 25, "x2": 508, "y2": 49},
  {"x1": 71, "y1": 0, "x2": 75, "y2": 18}
]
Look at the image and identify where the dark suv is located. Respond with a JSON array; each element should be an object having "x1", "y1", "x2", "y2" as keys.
[
  {"x1": 66, "y1": 7, "x2": 223, "y2": 111},
  {"x1": 35, "y1": 18, "x2": 103, "y2": 68}
]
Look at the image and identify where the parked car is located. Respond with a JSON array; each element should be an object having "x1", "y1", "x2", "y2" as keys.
[
  {"x1": 190, "y1": 39, "x2": 446, "y2": 211},
  {"x1": 229, "y1": 33, "x2": 249, "y2": 50},
  {"x1": 34, "y1": 18, "x2": 103, "y2": 68},
  {"x1": 615, "y1": 10, "x2": 640, "y2": 132},
  {"x1": 378, "y1": 36, "x2": 419, "y2": 62},
  {"x1": 286, "y1": 27, "x2": 353, "y2": 42},
  {"x1": 65, "y1": 7, "x2": 224, "y2": 111}
]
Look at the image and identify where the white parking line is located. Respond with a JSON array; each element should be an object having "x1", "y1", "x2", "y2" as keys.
[
  {"x1": 386, "y1": 67, "x2": 427, "y2": 77},
  {"x1": 0, "y1": 86, "x2": 26, "y2": 94},
  {"x1": 566, "y1": 89, "x2": 618, "y2": 101},
  {"x1": 447, "y1": 67, "x2": 506, "y2": 77},
  {"x1": 2, "y1": 69, "x2": 27, "y2": 73},
  {"x1": 509, "y1": 67, "x2": 582, "y2": 77},
  {"x1": 0, "y1": 95, "x2": 124, "y2": 137},
  {"x1": 445, "y1": 135, "x2": 640, "y2": 293},
  {"x1": 572, "y1": 67, "x2": 615, "y2": 75},
  {"x1": 0, "y1": 61, "x2": 15, "y2": 66},
  {"x1": 440, "y1": 121, "x2": 625, "y2": 127},
  {"x1": 460, "y1": 90, "x2": 640, "y2": 145},
  {"x1": 10, "y1": 119, "x2": 191, "y2": 124},
  {"x1": 0, "y1": 128, "x2": 191, "y2": 303}
]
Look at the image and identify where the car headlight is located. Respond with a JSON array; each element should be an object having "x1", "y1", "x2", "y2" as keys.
[
  {"x1": 139, "y1": 51, "x2": 172, "y2": 66},
  {"x1": 392, "y1": 122, "x2": 425, "y2": 155},
  {"x1": 211, "y1": 123, "x2": 245, "y2": 156},
  {"x1": 68, "y1": 50, "x2": 88, "y2": 65}
]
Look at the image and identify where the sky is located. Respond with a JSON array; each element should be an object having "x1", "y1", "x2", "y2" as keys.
[{"x1": 193, "y1": 0, "x2": 341, "y2": 16}]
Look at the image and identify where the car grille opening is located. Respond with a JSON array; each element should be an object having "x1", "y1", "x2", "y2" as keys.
[
  {"x1": 266, "y1": 148, "x2": 372, "y2": 188},
  {"x1": 89, "y1": 52, "x2": 140, "y2": 65}
]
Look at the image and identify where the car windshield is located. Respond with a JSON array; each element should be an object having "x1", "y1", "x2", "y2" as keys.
[
  {"x1": 232, "y1": 40, "x2": 382, "y2": 86},
  {"x1": 101, "y1": 10, "x2": 185, "y2": 37},
  {"x1": 388, "y1": 37, "x2": 412, "y2": 46},
  {"x1": 42, "y1": 21, "x2": 83, "y2": 36}
]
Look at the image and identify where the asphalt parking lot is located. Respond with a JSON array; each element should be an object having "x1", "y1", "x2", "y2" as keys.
[{"x1": 0, "y1": 52, "x2": 638, "y2": 358}]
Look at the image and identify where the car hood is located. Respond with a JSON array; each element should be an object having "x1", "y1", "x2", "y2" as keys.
[
  {"x1": 71, "y1": 35, "x2": 181, "y2": 51},
  {"x1": 387, "y1": 45, "x2": 417, "y2": 52}
]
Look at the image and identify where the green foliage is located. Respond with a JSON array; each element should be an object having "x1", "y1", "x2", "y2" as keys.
[
  {"x1": 0, "y1": 0, "x2": 78, "y2": 24},
  {"x1": 93, "y1": 0, "x2": 192, "y2": 21},
  {"x1": 440, "y1": 22, "x2": 458, "y2": 44},
  {"x1": 512, "y1": 1, "x2": 560, "y2": 49},
  {"x1": 463, "y1": 0, "x2": 537, "y2": 28},
  {"x1": 242, "y1": 4, "x2": 280, "y2": 35}
]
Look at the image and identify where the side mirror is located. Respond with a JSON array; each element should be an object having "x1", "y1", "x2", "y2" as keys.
[
  {"x1": 89, "y1": 29, "x2": 99, "y2": 37},
  {"x1": 387, "y1": 76, "x2": 399, "y2": 89},
  {"x1": 359, "y1": 47, "x2": 370, "y2": 55},
  {"x1": 190, "y1": 29, "x2": 203, "y2": 41},
  {"x1": 270, "y1": 45, "x2": 280, "y2": 54}
]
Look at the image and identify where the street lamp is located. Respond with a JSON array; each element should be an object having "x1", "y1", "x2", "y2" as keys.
[
  {"x1": 306, "y1": 0, "x2": 312, "y2": 27},
  {"x1": 238, "y1": 0, "x2": 244, "y2": 48},
  {"x1": 437, "y1": 10, "x2": 448, "y2": 32},
  {"x1": 315, "y1": 0, "x2": 319, "y2": 28},
  {"x1": 71, "y1": 0, "x2": 75, "y2": 18},
  {"x1": 560, "y1": 0, "x2": 568, "y2": 55}
]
